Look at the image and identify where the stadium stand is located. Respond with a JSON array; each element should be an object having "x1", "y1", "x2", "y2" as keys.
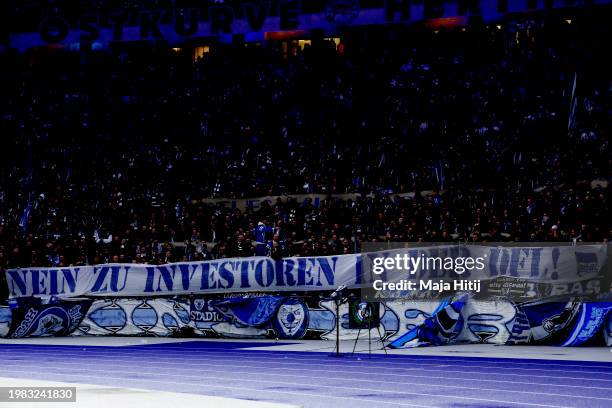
[
  {"x1": 0, "y1": 16, "x2": 609, "y2": 285},
  {"x1": 0, "y1": 8, "x2": 611, "y2": 408}
]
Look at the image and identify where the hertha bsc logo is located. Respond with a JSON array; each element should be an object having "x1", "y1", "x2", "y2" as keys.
[{"x1": 193, "y1": 299, "x2": 206, "y2": 311}]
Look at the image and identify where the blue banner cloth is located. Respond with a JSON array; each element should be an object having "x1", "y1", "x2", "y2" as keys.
[
  {"x1": 211, "y1": 296, "x2": 285, "y2": 327},
  {"x1": 7, "y1": 297, "x2": 92, "y2": 338},
  {"x1": 605, "y1": 313, "x2": 612, "y2": 346},
  {"x1": 560, "y1": 303, "x2": 612, "y2": 346},
  {"x1": 519, "y1": 300, "x2": 581, "y2": 343}
]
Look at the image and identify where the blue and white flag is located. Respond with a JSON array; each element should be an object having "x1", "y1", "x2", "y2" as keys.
[
  {"x1": 389, "y1": 294, "x2": 467, "y2": 348},
  {"x1": 7, "y1": 297, "x2": 92, "y2": 338},
  {"x1": 567, "y1": 73, "x2": 578, "y2": 133},
  {"x1": 212, "y1": 296, "x2": 285, "y2": 327},
  {"x1": 520, "y1": 300, "x2": 581, "y2": 343},
  {"x1": 18, "y1": 194, "x2": 32, "y2": 232},
  {"x1": 560, "y1": 303, "x2": 612, "y2": 347},
  {"x1": 604, "y1": 312, "x2": 612, "y2": 347}
]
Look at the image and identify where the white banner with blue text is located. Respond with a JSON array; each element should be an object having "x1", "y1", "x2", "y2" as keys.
[{"x1": 5, "y1": 244, "x2": 608, "y2": 298}]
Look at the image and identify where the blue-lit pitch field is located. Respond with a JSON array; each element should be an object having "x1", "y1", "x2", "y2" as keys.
[{"x1": 0, "y1": 339, "x2": 610, "y2": 408}]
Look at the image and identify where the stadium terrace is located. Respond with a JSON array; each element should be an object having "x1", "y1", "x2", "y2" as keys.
[{"x1": 0, "y1": 5, "x2": 611, "y2": 407}]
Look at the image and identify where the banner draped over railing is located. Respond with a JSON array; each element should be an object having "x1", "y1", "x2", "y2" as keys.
[{"x1": 5, "y1": 244, "x2": 608, "y2": 299}]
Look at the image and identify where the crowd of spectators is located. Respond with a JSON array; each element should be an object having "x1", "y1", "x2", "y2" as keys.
[{"x1": 0, "y1": 16, "x2": 610, "y2": 275}]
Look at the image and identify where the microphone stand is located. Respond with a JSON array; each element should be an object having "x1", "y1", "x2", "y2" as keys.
[{"x1": 329, "y1": 285, "x2": 346, "y2": 357}]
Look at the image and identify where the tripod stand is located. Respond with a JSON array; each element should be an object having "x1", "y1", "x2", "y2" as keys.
[{"x1": 350, "y1": 302, "x2": 387, "y2": 357}]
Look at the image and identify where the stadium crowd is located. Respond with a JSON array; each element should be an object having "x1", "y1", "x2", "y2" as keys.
[{"x1": 0, "y1": 17, "x2": 610, "y2": 275}]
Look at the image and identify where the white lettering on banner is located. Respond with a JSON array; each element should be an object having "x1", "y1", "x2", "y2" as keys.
[{"x1": 5, "y1": 245, "x2": 608, "y2": 298}]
